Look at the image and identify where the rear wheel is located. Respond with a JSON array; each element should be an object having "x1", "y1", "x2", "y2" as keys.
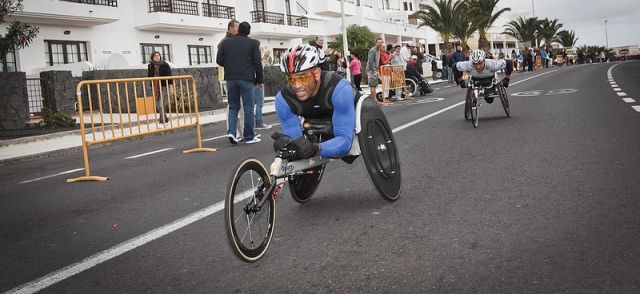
[
  {"x1": 470, "y1": 97, "x2": 479, "y2": 128},
  {"x1": 224, "y1": 158, "x2": 275, "y2": 262},
  {"x1": 404, "y1": 78, "x2": 419, "y2": 97},
  {"x1": 288, "y1": 164, "x2": 325, "y2": 203},
  {"x1": 498, "y1": 84, "x2": 511, "y2": 117},
  {"x1": 464, "y1": 88, "x2": 472, "y2": 120}
]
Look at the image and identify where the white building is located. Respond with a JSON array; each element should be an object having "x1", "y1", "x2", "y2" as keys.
[{"x1": 3, "y1": 0, "x2": 441, "y2": 77}]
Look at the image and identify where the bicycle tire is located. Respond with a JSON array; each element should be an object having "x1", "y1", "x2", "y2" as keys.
[
  {"x1": 289, "y1": 164, "x2": 325, "y2": 203},
  {"x1": 470, "y1": 97, "x2": 479, "y2": 128},
  {"x1": 358, "y1": 98, "x2": 402, "y2": 201},
  {"x1": 224, "y1": 157, "x2": 275, "y2": 262},
  {"x1": 498, "y1": 84, "x2": 511, "y2": 117},
  {"x1": 464, "y1": 88, "x2": 472, "y2": 120}
]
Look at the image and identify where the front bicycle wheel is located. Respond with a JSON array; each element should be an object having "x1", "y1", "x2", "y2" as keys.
[
  {"x1": 464, "y1": 88, "x2": 472, "y2": 120},
  {"x1": 470, "y1": 97, "x2": 479, "y2": 128},
  {"x1": 224, "y1": 157, "x2": 275, "y2": 262},
  {"x1": 498, "y1": 84, "x2": 511, "y2": 117}
]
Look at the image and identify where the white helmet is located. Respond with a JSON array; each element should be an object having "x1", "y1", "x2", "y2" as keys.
[
  {"x1": 280, "y1": 44, "x2": 324, "y2": 74},
  {"x1": 470, "y1": 49, "x2": 486, "y2": 64}
]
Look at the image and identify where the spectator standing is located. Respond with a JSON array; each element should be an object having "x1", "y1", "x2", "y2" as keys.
[
  {"x1": 390, "y1": 45, "x2": 403, "y2": 66},
  {"x1": 147, "y1": 51, "x2": 173, "y2": 123},
  {"x1": 335, "y1": 50, "x2": 347, "y2": 78},
  {"x1": 216, "y1": 21, "x2": 263, "y2": 144},
  {"x1": 452, "y1": 45, "x2": 465, "y2": 83},
  {"x1": 540, "y1": 48, "x2": 549, "y2": 68},
  {"x1": 254, "y1": 45, "x2": 271, "y2": 130},
  {"x1": 431, "y1": 58, "x2": 438, "y2": 79},
  {"x1": 399, "y1": 41, "x2": 413, "y2": 69},
  {"x1": 217, "y1": 20, "x2": 239, "y2": 49},
  {"x1": 366, "y1": 38, "x2": 384, "y2": 104},
  {"x1": 379, "y1": 43, "x2": 393, "y2": 103},
  {"x1": 349, "y1": 52, "x2": 362, "y2": 92},
  {"x1": 441, "y1": 52, "x2": 449, "y2": 81},
  {"x1": 447, "y1": 53, "x2": 454, "y2": 83},
  {"x1": 314, "y1": 36, "x2": 330, "y2": 71}
]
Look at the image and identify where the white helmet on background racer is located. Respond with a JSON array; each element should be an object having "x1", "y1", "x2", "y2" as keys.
[{"x1": 470, "y1": 49, "x2": 486, "y2": 64}]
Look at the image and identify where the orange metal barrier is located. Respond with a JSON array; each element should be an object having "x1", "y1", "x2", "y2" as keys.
[
  {"x1": 380, "y1": 65, "x2": 407, "y2": 99},
  {"x1": 67, "y1": 75, "x2": 216, "y2": 183}
]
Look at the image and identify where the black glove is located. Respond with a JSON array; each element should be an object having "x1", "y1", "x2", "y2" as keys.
[
  {"x1": 271, "y1": 132, "x2": 292, "y2": 152},
  {"x1": 292, "y1": 136, "x2": 320, "y2": 159},
  {"x1": 502, "y1": 77, "x2": 510, "y2": 88},
  {"x1": 459, "y1": 80, "x2": 467, "y2": 88}
]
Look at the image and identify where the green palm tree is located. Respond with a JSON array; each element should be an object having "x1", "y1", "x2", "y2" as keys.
[
  {"x1": 464, "y1": 0, "x2": 511, "y2": 52},
  {"x1": 538, "y1": 18, "x2": 563, "y2": 49},
  {"x1": 556, "y1": 30, "x2": 579, "y2": 48},
  {"x1": 451, "y1": 6, "x2": 476, "y2": 50},
  {"x1": 503, "y1": 16, "x2": 540, "y2": 48},
  {"x1": 411, "y1": 0, "x2": 465, "y2": 55}
]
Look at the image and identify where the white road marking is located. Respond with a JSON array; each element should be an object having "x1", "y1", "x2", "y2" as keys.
[
  {"x1": 202, "y1": 124, "x2": 281, "y2": 142},
  {"x1": 18, "y1": 168, "x2": 84, "y2": 184},
  {"x1": 632, "y1": 106, "x2": 640, "y2": 112},
  {"x1": 124, "y1": 148, "x2": 173, "y2": 159},
  {"x1": 613, "y1": 88, "x2": 621, "y2": 91},
  {"x1": 7, "y1": 68, "x2": 556, "y2": 294},
  {"x1": 622, "y1": 98, "x2": 635, "y2": 103},
  {"x1": 617, "y1": 92, "x2": 627, "y2": 96}
]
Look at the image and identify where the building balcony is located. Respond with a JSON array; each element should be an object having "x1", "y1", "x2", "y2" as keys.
[
  {"x1": 249, "y1": 11, "x2": 310, "y2": 39},
  {"x1": 134, "y1": 0, "x2": 231, "y2": 34},
  {"x1": 310, "y1": 0, "x2": 356, "y2": 17},
  {"x1": 10, "y1": 0, "x2": 119, "y2": 26}
]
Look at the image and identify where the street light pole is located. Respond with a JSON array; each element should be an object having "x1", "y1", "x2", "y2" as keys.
[{"x1": 604, "y1": 19, "x2": 609, "y2": 48}]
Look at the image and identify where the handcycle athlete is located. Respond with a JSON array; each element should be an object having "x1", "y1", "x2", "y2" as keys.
[
  {"x1": 456, "y1": 49, "x2": 513, "y2": 126},
  {"x1": 224, "y1": 44, "x2": 402, "y2": 262}
]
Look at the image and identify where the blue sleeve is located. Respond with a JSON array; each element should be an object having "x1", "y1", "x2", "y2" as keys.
[
  {"x1": 275, "y1": 92, "x2": 303, "y2": 138},
  {"x1": 320, "y1": 80, "x2": 356, "y2": 158}
]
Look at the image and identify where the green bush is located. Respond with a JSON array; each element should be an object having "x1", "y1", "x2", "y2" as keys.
[{"x1": 42, "y1": 105, "x2": 76, "y2": 128}]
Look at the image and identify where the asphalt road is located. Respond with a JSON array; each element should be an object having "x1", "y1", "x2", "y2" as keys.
[{"x1": 1, "y1": 61, "x2": 639, "y2": 293}]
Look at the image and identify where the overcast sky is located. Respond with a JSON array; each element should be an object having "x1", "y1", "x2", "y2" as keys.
[{"x1": 495, "y1": 0, "x2": 640, "y2": 48}]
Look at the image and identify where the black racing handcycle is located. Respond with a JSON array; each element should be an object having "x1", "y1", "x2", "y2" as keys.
[
  {"x1": 463, "y1": 71, "x2": 511, "y2": 128},
  {"x1": 224, "y1": 95, "x2": 402, "y2": 262}
]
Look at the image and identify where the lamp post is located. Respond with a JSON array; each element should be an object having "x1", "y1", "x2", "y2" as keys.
[{"x1": 604, "y1": 19, "x2": 609, "y2": 48}]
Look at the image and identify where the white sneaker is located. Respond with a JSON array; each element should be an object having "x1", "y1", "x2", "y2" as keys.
[
  {"x1": 227, "y1": 134, "x2": 239, "y2": 144},
  {"x1": 245, "y1": 137, "x2": 262, "y2": 144}
]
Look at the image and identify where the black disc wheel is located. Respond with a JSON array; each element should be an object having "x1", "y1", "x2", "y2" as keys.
[
  {"x1": 464, "y1": 88, "x2": 472, "y2": 120},
  {"x1": 358, "y1": 98, "x2": 402, "y2": 201},
  {"x1": 224, "y1": 157, "x2": 275, "y2": 262},
  {"x1": 470, "y1": 97, "x2": 479, "y2": 128},
  {"x1": 288, "y1": 164, "x2": 325, "y2": 203},
  {"x1": 498, "y1": 84, "x2": 511, "y2": 117}
]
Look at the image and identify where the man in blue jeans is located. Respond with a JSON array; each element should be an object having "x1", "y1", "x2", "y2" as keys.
[{"x1": 216, "y1": 21, "x2": 263, "y2": 144}]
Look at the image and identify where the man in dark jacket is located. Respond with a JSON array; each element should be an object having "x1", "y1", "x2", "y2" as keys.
[
  {"x1": 452, "y1": 45, "x2": 466, "y2": 84},
  {"x1": 217, "y1": 20, "x2": 239, "y2": 49},
  {"x1": 217, "y1": 21, "x2": 263, "y2": 144}
]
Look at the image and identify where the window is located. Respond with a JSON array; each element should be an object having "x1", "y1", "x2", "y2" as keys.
[
  {"x1": 141, "y1": 43, "x2": 171, "y2": 64},
  {"x1": 1, "y1": 49, "x2": 17, "y2": 72},
  {"x1": 253, "y1": 0, "x2": 264, "y2": 11},
  {"x1": 44, "y1": 40, "x2": 88, "y2": 66},
  {"x1": 188, "y1": 45, "x2": 212, "y2": 65}
]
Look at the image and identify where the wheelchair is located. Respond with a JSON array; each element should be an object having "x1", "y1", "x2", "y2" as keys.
[
  {"x1": 224, "y1": 94, "x2": 402, "y2": 262},
  {"x1": 403, "y1": 75, "x2": 433, "y2": 97}
]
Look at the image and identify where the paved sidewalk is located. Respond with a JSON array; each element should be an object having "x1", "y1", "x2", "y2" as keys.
[{"x1": 0, "y1": 77, "x2": 448, "y2": 165}]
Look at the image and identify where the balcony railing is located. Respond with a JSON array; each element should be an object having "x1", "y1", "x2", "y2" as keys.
[
  {"x1": 251, "y1": 10, "x2": 285, "y2": 25},
  {"x1": 251, "y1": 11, "x2": 308, "y2": 28},
  {"x1": 60, "y1": 0, "x2": 118, "y2": 7},
  {"x1": 202, "y1": 3, "x2": 235, "y2": 19},
  {"x1": 287, "y1": 14, "x2": 308, "y2": 27},
  {"x1": 149, "y1": 0, "x2": 198, "y2": 16}
]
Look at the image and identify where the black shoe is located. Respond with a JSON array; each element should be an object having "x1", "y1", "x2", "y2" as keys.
[{"x1": 485, "y1": 97, "x2": 494, "y2": 104}]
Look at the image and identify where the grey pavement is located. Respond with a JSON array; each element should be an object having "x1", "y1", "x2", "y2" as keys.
[{"x1": 0, "y1": 78, "x2": 447, "y2": 165}]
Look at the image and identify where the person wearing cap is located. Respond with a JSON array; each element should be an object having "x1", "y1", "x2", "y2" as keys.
[{"x1": 406, "y1": 55, "x2": 433, "y2": 95}]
